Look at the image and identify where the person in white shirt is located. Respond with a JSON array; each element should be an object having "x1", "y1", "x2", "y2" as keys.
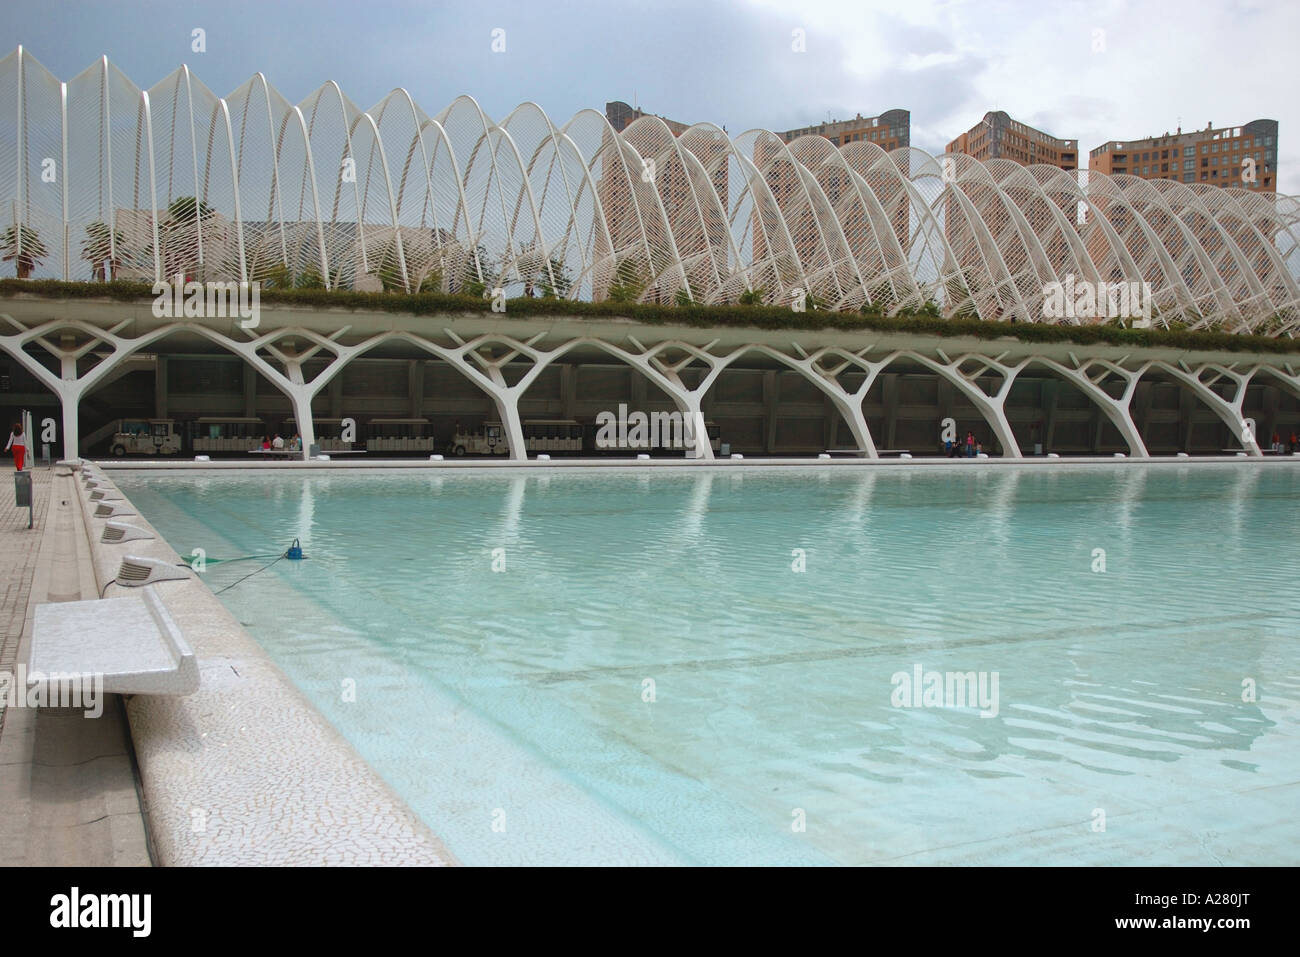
[
  {"x1": 4, "y1": 423, "x2": 26, "y2": 471},
  {"x1": 271, "y1": 433, "x2": 285, "y2": 450}
]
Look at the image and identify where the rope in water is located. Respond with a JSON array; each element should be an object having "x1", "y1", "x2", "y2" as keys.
[
  {"x1": 214, "y1": 553, "x2": 297, "y2": 594},
  {"x1": 171, "y1": 544, "x2": 310, "y2": 595}
]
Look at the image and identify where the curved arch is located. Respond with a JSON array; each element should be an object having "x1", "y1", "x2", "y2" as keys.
[
  {"x1": 10, "y1": 48, "x2": 1300, "y2": 333},
  {"x1": 811, "y1": 141, "x2": 920, "y2": 310},
  {"x1": 901, "y1": 349, "x2": 1026, "y2": 457},
  {"x1": 1085, "y1": 172, "x2": 1201, "y2": 325},
  {"x1": 710, "y1": 343, "x2": 900, "y2": 456},
  {"x1": 989, "y1": 160, "x2": 1105, "y2": 296},
  {"x1": 727, "y1": 129, "x2": 816, "y2": 304},
  {"x1": 1020, "y1": 357, "x2": 1150, "y2": 456},
  {"x1": 953, "y1": 157, "x2": 1061, "y2": 321},
  {"x1": 613, "y1": 114, "x2": 696, "y2": 301},
  {"x1": 500, "y1": 102, "x2": 591, "y2": 292},
  {"x1": 502, "y1": 334, "x2": 707, "y2": 458},
  {"x1": 353, "y1": 111, "x2": 409, "y2": 290},
  {"x1": 1115, "y1": 175, "x2": 1239, "y2": 325},
  {"x1": 1154, "y1": 178, "x2": 1272, "y2": 328},
  {"x1": 558, "y1": 108, "x2": 652, "y2": 299},
  {"x1": 676, "y1": 122, "x2": 754, "y2": 302},
  {"x1": 843, "y1": 142, "x2": 972, "y2": 315},
  {"x1": 931, "y1": 155, "x2": 1030, "y2": 321},
  {"x1": 744, "y1": 131, "x2": 853, "y2": 306},
  {"x1": 251, "y1": 72, "x2": 289, "y2": 268},
  {"x1": 1143, "y1": 360, "x2": 1260, "y2": 454}
]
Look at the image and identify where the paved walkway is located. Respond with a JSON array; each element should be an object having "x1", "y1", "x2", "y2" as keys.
[
  {"x1": 0, "y1": 466, "x2": 151, "y2": 866},
  {"x1": 0, "y1": 468, "x2": 49, "y2": 741}
]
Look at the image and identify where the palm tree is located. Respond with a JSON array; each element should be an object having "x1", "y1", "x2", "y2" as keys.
[
  {"x1": 82, "y1": 221, "x2": 123, "y2": 281},
  {"x1": 606, "y1": 257, "x2": 647, "y2": 303},
  {"x1": 165, "y1": 196, "x2": 216, "y2": 222},
  {"x1": 372, "y1": 238, "x2": 407, "y2": 292},
  {"x1": 1, "y1": 223, "x2": 48, "y2": 279},
  {"x1": 539, "y1": 256, "x2": 573, "y2": 298},
  {"x1": 160, "y1": 196, "x2": 216, "y2": 281},
  {"x1": 296, "y1": 265, "x2": 336, "y2": 290}
]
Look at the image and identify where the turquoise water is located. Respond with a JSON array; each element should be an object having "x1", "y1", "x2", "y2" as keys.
[{"x1": 115, "y1": 465, "x2": 1300, "y2": 865}]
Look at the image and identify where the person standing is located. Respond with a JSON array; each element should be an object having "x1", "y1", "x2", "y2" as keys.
[
  {"x1": 965, "y1": 431, "x2": 975, "y2": 458},
  {"x1": 5, "y1": 422, "x2": 26, "y2": 470}
]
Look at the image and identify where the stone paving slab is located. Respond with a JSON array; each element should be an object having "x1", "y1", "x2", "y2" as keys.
[
  {"x1": 0, "y1": 465, "x2": 150, "y2": 866},
  {"x1": 0, "y1": 467, "x2": 50, "y2": 741}
]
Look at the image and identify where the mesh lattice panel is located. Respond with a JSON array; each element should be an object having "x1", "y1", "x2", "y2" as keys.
[{"x1": 3, "y1": 46, "x2": 1297, "y2": 334}]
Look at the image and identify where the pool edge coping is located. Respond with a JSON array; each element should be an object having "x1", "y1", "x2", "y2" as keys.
[{"x1": 69, "y1": 460, "x2": 459, "y2": 866}]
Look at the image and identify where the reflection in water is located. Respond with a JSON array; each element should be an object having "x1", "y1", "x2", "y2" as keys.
[
  {"x1": 296, "y1": 477, "x2": 315, "y2": 549},
  {"x1": 1112, "y1": 466, "x2": 1146, "y2": 535},
  {"x1": 116, "y1": 464, "x2": 1300, "y2": 865},
  {"x1": 497, "y1": 474, "x2": 526, "y2": 541}
]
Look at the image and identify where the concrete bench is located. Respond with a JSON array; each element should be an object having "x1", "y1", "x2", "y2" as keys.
[
  {"x1": 823, "y1": 448, "x2": 911, "y2": 457},
  {"x1": 27, "y1": 586, "x2": 200, "y2": 696}
]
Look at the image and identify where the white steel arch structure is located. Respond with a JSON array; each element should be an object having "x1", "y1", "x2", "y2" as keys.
[
  {"x1": 5, "y1": 47, "x2": 1299, "y2": 332},
  {"x1": 7, "y1": 49, "x2": 1300, "y2": 464}
]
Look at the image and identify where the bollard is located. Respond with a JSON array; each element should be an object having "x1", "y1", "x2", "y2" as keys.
[{"x1": 14, "y1": 470, "x2": 33, "y2": 528}]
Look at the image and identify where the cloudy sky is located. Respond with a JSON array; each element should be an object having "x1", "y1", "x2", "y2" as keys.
[{"x1": 4, "y1": 0, "x2": 1295, "y2": 191}]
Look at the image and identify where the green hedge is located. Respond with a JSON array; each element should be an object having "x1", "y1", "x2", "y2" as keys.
[{"x1": 2, "y1": 278, "x2": 1297, "y2": 356}]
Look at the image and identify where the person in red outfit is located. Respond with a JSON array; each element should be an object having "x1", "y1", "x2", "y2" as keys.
[{"x1": 5, "y1": 423, "x2": 26, "y2": 470}]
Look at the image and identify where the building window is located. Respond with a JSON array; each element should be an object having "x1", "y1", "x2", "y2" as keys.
[
  {"x1": 1184, "y1": 146, "x2": 1194, "y2": 156},
  {"x1": 1201, "y1": 145, "x2": 1208, "y2": 154}
]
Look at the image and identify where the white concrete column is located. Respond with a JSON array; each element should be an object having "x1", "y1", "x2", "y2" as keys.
[
  {"x1": 1154, "y1": 361, "x2": 1260, "y2": 456},
  {"x1": 753, "y1": 345, "x2": 894, "y2": 458},
  {"x1": 60, "y1": 391, "x2": 79, "y2": 459},
  {"x1": 281, "y1": 360, "x2": 316, "y2": 460},
  {"x1": 59, "y1": 354, "x2": 80, "y2": 460},
  {"x1": 908, "y1": 351, "x2": 1025, "y2": 458},
  {"x1": 485, "y1": 366, "x2": 527, "y2": 461},
  {"x1": 656, "y1": 367, "x2": 714, "y2": 460},
  {"x1": 1033, "y1": 357, "x2": 1150, "y2": 457},
  {"x1": 828, "y1": 392, "x2": 876, "y2": 457}
]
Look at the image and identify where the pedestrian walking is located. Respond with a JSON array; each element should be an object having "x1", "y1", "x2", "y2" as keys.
[{"x1": 5, "y1": 422, "x2": 26, "y2": 470}]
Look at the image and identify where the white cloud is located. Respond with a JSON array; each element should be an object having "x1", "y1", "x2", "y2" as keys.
[{"x1": 739, "y1": 0, "x2": 1299, "y2": 191}]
